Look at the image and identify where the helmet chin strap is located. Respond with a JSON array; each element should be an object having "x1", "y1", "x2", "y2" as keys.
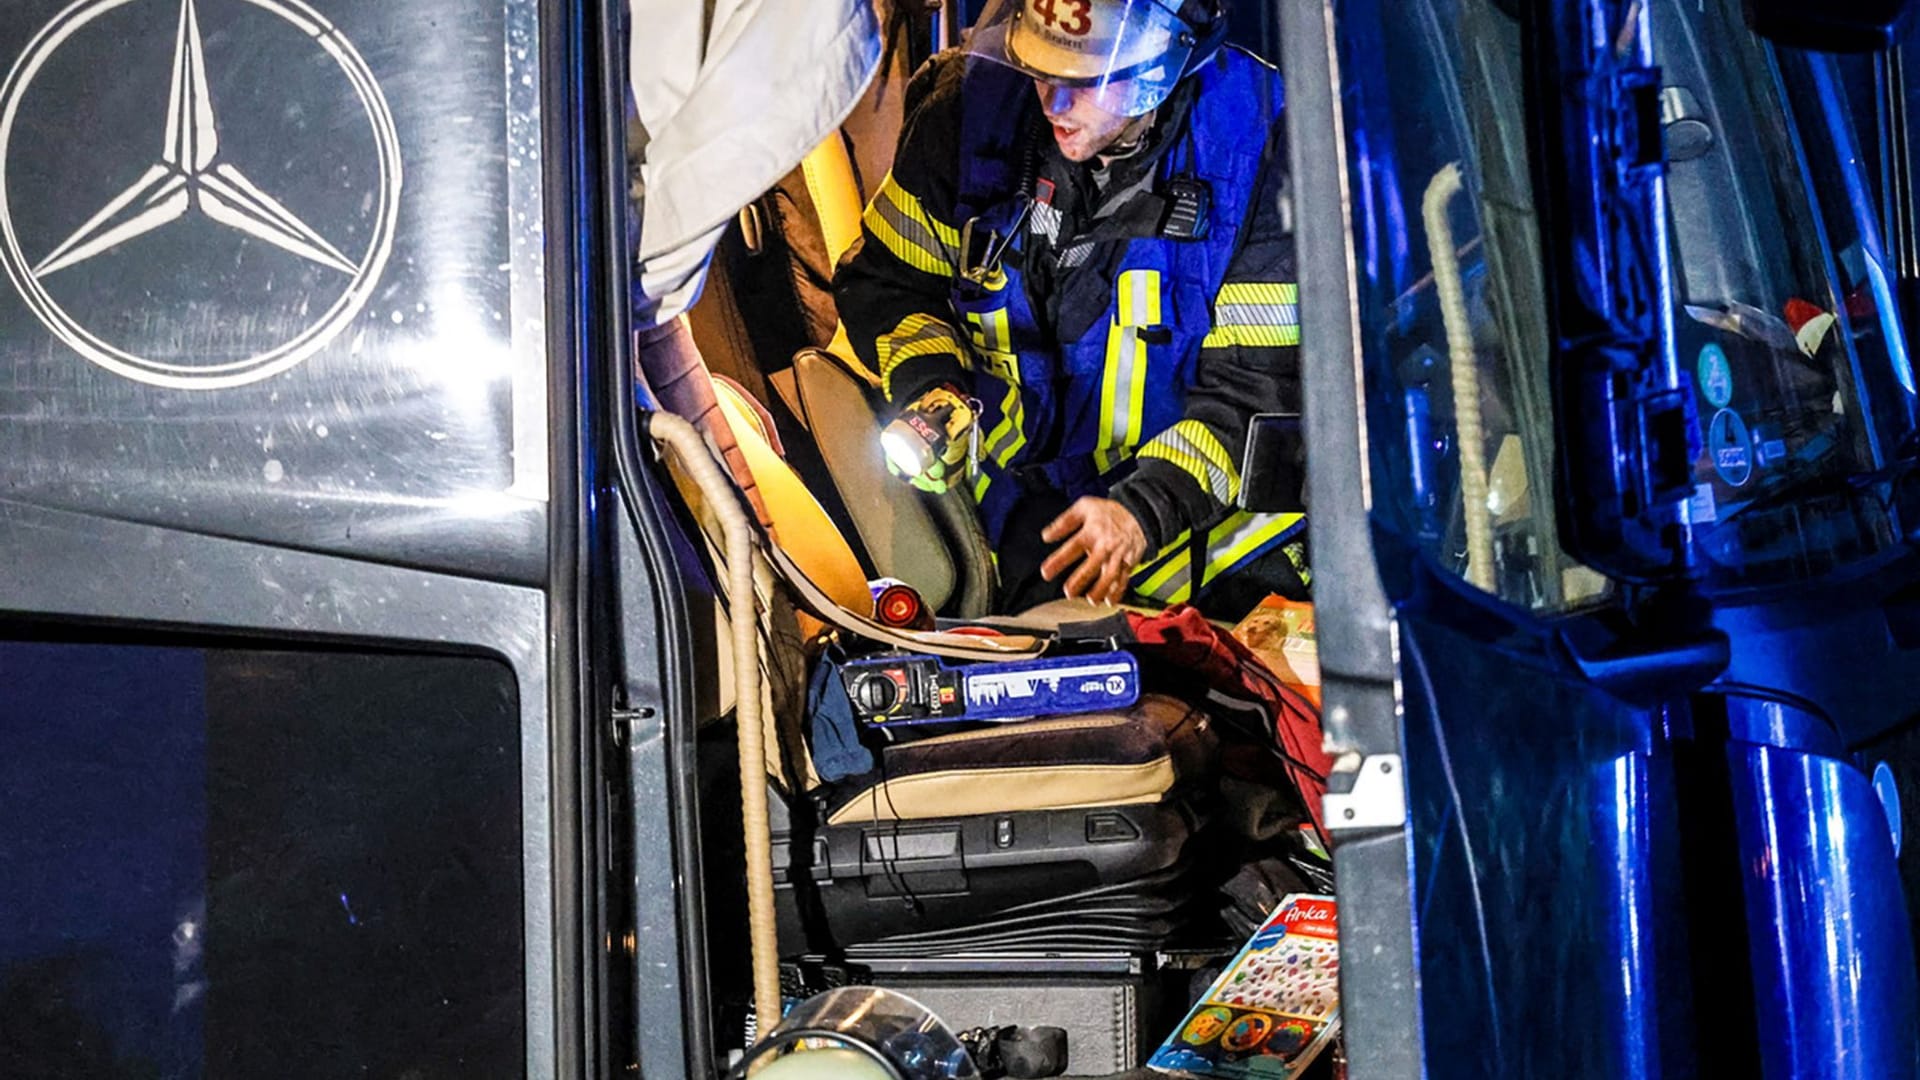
[{"x1": 1097, "y1": 110, "x2": 1158, "y2": 163}]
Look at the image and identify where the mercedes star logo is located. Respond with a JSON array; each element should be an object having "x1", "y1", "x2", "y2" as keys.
[{"x1": 0, "y1": 0, "x2": 403, "y2": 389}]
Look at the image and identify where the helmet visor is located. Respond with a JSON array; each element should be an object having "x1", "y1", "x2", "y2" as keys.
[{"x1": 965, "y1": 0, "x2": 1197, "y2": 117}]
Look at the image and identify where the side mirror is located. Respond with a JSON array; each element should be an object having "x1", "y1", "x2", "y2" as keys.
[{"x1": 1743, "y1": 0, "x2": 1915, "y2": 52}]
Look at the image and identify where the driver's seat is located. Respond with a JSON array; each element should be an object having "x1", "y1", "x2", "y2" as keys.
[
  {"x1": 676, "y1": 377, "x2": 1226, "y2": 958},
  {"x1": 689, "y1": 130, "x2": 1000, "y2": 618}
]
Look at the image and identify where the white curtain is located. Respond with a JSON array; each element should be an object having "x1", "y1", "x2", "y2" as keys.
[{"x1": 627, "y1": 0, "x2": 882, "y2": 326}]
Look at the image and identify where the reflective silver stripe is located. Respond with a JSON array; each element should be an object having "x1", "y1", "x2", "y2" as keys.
[
  {"x1": 1113, "y1": 271, "x2": 1151, "y2": 450},
  {"x1": 1111, "y1": 326, "x2": 1140, "y2": 450},
  {"x1": 967, "y1": 307, "x2": 1010, "y2": 354},
  {"x1": 1146, "y1": 425, "x2": 1237, "y2": 503},
  {"x1": 869, "y1": 186, "x2": 954, "y2": 273},
  {"x1": 1098, "y1": 270, "x2": 1156, "y2": 472},
  {"x1": 1213, "y1": 301, "x2": 1299, "y2": 329}
]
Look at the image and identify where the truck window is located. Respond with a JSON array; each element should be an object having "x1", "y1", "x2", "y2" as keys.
[
  {"x1": 0, "y1": 638, "x2": 526, "y2": 1076},
  {"x1": 1338, "y1": 0, "x2": 1607, "y2": 612},
  {"x1": 1341, "y1": 0, "x2": 1916, "y2": 608},
  {"x1": 1655, "y1": 0, "x2": 1914, "y2": 589}
]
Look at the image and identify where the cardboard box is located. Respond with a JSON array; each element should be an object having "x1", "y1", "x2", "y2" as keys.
[{"x1": 1229, "y1": 597, "x2": 1320, "y2": 707}]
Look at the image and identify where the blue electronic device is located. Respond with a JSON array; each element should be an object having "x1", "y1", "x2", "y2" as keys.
[{"x1": 841, "y1": 650, "x2": 1142, "y2": 727}]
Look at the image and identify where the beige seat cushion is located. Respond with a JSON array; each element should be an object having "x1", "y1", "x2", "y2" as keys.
[
  {"x1": 825, "y1": 694, "x2": 1217, "y2": 825},
  {"x1": 791, "y1": 346, "x2": 958, "y2": 611},
  {"x1": 711, "y1": 378, "x2": 874, "y2": 626}
]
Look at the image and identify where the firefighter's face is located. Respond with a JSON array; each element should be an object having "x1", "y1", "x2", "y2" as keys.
[{"x1": 1034, "y1": 79, "x2": 1146, "y2": 162}]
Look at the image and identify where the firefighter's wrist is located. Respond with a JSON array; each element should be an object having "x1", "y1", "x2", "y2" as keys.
[{"x1": 1109, "y1": 483, "x2": 1169, "y2": 557}]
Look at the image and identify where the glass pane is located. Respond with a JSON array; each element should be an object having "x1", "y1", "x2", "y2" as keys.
[
  {"x1": 1342, "y1": 0, "x2": 1916, "y2": 606},
  {"x1": 0, "y1": 0, "x2": 548, "y2": 581},
  {"x1": 1653, "y1": 0, "x2": 1911, "y2": 589},
  {"x1": 0, "y1": 639, "x2": 525, "y2": 1077},
  {"x1": 1339, "y1": 0, "x2": 1609, "y2": 612}
]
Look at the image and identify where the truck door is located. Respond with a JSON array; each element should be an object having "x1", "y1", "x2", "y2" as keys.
[
  {"x1": 0, "y1": 1, "x2": 693, "y2": 1075},
  {"x1": 1282, "y1": 0, "x2": 1920, "y2": 1075}
]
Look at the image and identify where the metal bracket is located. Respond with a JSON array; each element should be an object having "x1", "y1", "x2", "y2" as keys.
[{"x1": 1324, "y1": 754, "x2": 1408, "y2": 831}]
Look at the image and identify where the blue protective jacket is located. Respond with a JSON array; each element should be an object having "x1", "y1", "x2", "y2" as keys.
[{"x1": 837, "y1": 45, "x2": 1308, "y2": 604}]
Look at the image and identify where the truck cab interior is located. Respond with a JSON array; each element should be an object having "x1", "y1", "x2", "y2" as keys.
[
  {"x1": 641, "y1": 18, "x2": 1329, "y2": 1073},
  {"x1": 644, "y1": 0, "x2": 1920, "y2": 1074}
]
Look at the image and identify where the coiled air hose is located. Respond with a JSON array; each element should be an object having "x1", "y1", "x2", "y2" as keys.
[
  {"x1": 646, "y1": 411, "x2": 783, "y2": 1037},
  {"x1": 1422, "y1": 163, "x2": 1497, "y2": 593}
]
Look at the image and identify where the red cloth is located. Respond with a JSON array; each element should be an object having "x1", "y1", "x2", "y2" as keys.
[{"x1": 1124, "y1": 604, "x2": 1331, "y2": 835}]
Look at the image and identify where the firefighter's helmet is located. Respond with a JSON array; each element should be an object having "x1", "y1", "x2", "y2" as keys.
[{"x1": 965, "y1": 0, "x2": 1225, "y2": 116}]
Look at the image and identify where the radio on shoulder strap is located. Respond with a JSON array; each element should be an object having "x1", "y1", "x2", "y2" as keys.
[{"x1": 1161, "y1": 174, "x2": 1211, "y2": 240}]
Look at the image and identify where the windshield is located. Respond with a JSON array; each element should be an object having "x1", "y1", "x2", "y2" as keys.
[
  {"x1": 1655, "y1": 0, "x2": 1914, "y2": 588},
  {"x1": 1338, "y1": 0, "x2": 1914, "y2": 611}
]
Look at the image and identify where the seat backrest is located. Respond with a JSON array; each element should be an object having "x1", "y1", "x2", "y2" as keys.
[
  {"x1": 684, "y1": 122, "x2": 1000, "y2": 616},
  {"x1": 709, "y1": 378, "x2": 874, "y2": 622},
  {"x1": 789, "y1": 135, "x2": 1000, "y2": 616},
  {"x1": 801, "y1": 133, "x2": 865, "y2": 270}
]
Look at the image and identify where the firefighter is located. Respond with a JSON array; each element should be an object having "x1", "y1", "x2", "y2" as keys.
[{"x1": 836, "y1": 0, "x2": 1309, "y2": 615}]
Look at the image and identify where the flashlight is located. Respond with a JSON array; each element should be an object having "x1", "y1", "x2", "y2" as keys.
[
  {"x1": 881, "y1": 412, "x2": 945, "y2": 478},
  {"x1": 880, "y1": 386, "x2": 978, "y2": 490}
]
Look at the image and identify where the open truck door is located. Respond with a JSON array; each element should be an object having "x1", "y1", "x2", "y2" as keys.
[
  {"x1": 1286, "y1": 0, "x2": 1920, "y2": 1074},
  {"x1": 0, "y1": 1, "x2": 717, "y2": 1074}
]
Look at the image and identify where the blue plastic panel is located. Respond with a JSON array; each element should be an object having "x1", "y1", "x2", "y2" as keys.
[
  {"x1": 1729, "y1": 742, "x2": 1920, "y2": 1080},
  {"x1": 1401, "y1": 615, "x2": 1686, "y2": 1078}
]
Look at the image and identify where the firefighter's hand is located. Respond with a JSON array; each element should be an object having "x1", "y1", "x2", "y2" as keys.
[{"x1": 1040, "y1": 497, "x2": 1148, "y2": 604}]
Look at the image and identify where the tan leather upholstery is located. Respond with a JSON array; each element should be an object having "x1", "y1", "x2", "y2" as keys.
[
  {"x1": 712, "y1": 379, "x2": 873, "y2": 622},
  {"x1": 800, "y1": 134, "x2": 864, "y2": 268},
  {"x1": 790, "y1": 347, "x2": 958, "y2": 610},
  {"x1": 825, "y1": 694, "x2": 1217, "y2": 825},
  {"x1": 793, "y1": 130, "x2": 1000, "y2": 617}
]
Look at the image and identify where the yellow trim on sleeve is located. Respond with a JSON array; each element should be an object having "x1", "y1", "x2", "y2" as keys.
[{"x1": 861, "y1": 172, "x2": 961, "y2": 278}]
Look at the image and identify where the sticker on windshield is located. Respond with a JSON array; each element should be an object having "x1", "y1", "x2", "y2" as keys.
[
  {"x1": 1689, "y1": 482, "x2": 1718, "y2": 524},
  {"x1": 1697, "y1": 344, "x2": 1733, "y2": 409},
  {"x1": 1709, "y1": 408, "x2": 1753, "y2": 487}
]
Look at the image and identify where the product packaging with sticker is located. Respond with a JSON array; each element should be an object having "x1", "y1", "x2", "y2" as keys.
[{"x1": 1148, "y1": 894, "x2": 1340, "y2": 1078}]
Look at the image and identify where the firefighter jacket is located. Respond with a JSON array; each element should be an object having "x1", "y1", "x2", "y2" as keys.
[{"x1": 835, "y1": 45, "x2": 1308, "y2": 605}]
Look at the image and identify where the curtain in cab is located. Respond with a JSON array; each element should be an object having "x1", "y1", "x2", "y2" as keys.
[{"x1": 628, "y1": 0, "x2": 882, "y2": 324}]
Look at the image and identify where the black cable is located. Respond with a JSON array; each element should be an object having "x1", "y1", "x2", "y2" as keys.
[{"x1": 874, "y1": 728, "x2": 929, "y2": 917}]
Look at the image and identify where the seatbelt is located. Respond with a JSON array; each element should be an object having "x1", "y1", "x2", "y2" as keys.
[{"x1": 765, "y1": 538, "x2": 1052, "y2": 661}]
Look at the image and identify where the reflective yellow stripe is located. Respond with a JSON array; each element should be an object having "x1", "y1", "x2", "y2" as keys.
[
  {"x1": 877, "y1": 313, "x2": 968, "y2": 400},
  {"x1": 973, "y1": 382, "x2": 1027, "y2": 505},
  {"x1": 1202, "y1": 281, "x2": 1300, "y2": 349},
  {"x1": 1202, "y1": 324, "x2": 1301, "y2": 348},
  {"x1": 1219, "y1": 282, "x2": 1298, "y2": 306},
  {"x1": 1198, "y1": 511, "x2": 1305, "y2": 588},
  {"x1": 862, "y1": 172, "x2": 960, "y2": 277},
  {"x1": 1137, "y1": 419, "x2": 1241, "y2": 504},
  {"x1": 1131, "y1": 510, "x2": 1307, "y2": 604},
  {"x1": 963, "y1": 308, "x2": 1019, "y2": 383},
  {"x1": 965, "y1": 306, "x2": 1026, "y2": 506},
  {"x1": 1133, "y1": 542, "x2": 1191, "y2": 601},
  {"x1": 1096, "y1": 269, "x2": 1159, "y2": 473}
]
